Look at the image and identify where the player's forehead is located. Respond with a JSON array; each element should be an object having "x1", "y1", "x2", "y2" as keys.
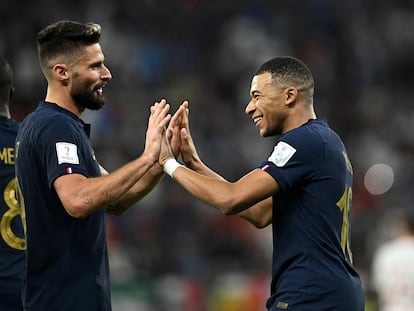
[
  {"x1": 71, "y1": 43, "x2": 104, "y2": 66},
  {"x1": 250, "y1": 72, "x2": 273, "y2": 94}
]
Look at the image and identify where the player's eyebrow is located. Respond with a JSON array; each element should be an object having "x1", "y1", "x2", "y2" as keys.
[
  {"x1": 250, "y1": 89, "x2": 262, "y2": 97},
  {"x1": 89, "y1": 60, "x2": 103, "y2": 67}
]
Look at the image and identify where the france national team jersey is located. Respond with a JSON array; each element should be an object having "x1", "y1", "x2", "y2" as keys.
[
  {"x1": 0, "y1": 116, "x2": 25, "y2": 311},
  {"x1": 259, "y1": 119, "x2": 364, "y2": 311},
  {"x1": 15, "y1": 102, "x2": 111, "y2": 311}
]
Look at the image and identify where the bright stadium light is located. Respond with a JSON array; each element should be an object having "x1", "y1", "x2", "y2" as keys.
[{"x1": 364, "y1": 163, "x2": 394, "y2": 195}]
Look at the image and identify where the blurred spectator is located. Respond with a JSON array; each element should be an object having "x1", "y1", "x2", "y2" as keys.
[{"x1": 371, "y1": 207, "x2": 414, "y2": 311}]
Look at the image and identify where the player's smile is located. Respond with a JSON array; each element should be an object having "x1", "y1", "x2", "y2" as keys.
[
  {"x1": 253, "y1": 115, "x2": 263, "y2": 127},
  {"x1": 94, "y1": 83, "x2": 106, "y2": 96}
]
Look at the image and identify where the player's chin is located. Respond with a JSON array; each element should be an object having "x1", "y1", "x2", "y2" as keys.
[
  {"x1": 263, "y1": 126, "x2": 282, "y2": 137},
  {"x1": 87, "y1": 97, "x2": 105, "y2": 110},
  {"x1": 260, "y1": 128, "x2": 270, "y2": 137}
]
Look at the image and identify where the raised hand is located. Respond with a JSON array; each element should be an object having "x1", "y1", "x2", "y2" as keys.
[
  {"x1": 178, "y1": 101, "x2": 201, "y2": 169},
  {"x1": 167, "y1": 101, "x2": 187, "y2": 159},
  {"x1": 143, "y1": 99, "x2": 171, "y2": 163}
]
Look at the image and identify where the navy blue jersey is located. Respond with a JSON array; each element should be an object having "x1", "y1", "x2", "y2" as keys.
[
  {"x1": 259, "y1": 119, "x2": 364, "y2": 311},
  {"x1": 15, "y1": 102, "x2": 111, "y2": 311},
  {"x1": 0, "y1": 116, "x2": 25, "y2": 311}
]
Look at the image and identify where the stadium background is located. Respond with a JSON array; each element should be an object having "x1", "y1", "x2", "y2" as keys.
[{"x1": 1, "y1": 0, "x2": 414, "y2": 310}]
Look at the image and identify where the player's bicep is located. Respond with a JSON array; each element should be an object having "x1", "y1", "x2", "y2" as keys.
[
  {"x1": 227, "y1": 168, "x2": 278, "y2": 214},
  {"x1": 53, "y1": 173, "x2": 89, "y2": 217},
  {"x1": 237, "y1": 168, "x2": 279, "y2": 200}
]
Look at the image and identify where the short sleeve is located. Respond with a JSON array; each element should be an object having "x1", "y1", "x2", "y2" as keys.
[
  {"x1": 35, "y1": 117, "x2": 91, "y2": 189},
  {"x1": 258, "y1": 127, "x2": 324, "y2": 192}
]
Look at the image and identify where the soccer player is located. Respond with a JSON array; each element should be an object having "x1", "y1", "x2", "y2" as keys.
[
  {"x1": 161, "y1": 57, "x2": 365, "y2": 310},
  {"x1": 15, "y1": 21, "x2": 173, "y2": 311},
  {"x1": 0, "y1": 56, "x2": 25, "y2": 311}
]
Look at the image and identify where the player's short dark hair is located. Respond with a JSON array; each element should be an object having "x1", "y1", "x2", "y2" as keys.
[
  {"x1": 255, "y1": 56, "x2": 314, "y2": 96},
  {"x1": 36, "y1": 20, "x2": 102, "y2": 71},
  {"x1": 0, "y1": 56, "x2": 13, "y2": 88}
]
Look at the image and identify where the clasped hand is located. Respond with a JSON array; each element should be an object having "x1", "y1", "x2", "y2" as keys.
[{"x1": 159, "y1": 100, "x2": 199, "y2": 169}]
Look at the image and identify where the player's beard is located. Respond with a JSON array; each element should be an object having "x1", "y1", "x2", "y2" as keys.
[{"x1": 70, "y1": 75, "x2": 105, "y2": 111}]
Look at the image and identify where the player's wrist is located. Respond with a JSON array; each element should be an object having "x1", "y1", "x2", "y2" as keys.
[
  {"x1": 184, "y1": 154, "x2": 201, "y2": 170},
  {"x1": 141, "y1": 149, "x2": 158, "y2": 165},
  {"x1": 163, "y1": 158, "x2": 183, "y2": 178}
]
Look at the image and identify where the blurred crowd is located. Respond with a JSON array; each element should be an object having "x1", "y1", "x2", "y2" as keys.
[{"x1": 1, "y1": 0, "x2": 414, "y2": 310}]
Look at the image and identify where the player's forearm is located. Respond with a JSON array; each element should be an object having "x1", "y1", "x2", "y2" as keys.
[
  {"x1": 187, "y1": 157, "x2": 226, "y2": 181},
  {"x1": 106, "y1": 163, "x2": 164, "y2": 215},
  {"x1": 171, "y1": 166, "x2": 248, "y2": 215},
  {"x1": 59, "y1": 153, "x2": 156, "y2": 218}
]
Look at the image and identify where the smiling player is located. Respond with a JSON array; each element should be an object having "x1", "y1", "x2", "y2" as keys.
[
  {"x1": 15, "y1": 21, "x2": 172, "y2": 311},
  {"x1": 161, "y1": 56, "x2": 365, "y2": 310}
]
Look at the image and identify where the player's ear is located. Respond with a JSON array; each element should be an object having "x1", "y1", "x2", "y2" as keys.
[
  {"x1": 285, "y1": 86, "x2": 298, "y2": 105},
  {"x1": 53, "y1": 64, "x2": 69, "y2": 86}
]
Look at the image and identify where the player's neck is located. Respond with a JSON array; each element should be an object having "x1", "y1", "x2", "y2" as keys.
[
  {"x1": 45, "y1": 86, "x2": 83, "y2": 117},
  {"x1": 283, "y1": 106, "x2": 316, "y2": 134}
]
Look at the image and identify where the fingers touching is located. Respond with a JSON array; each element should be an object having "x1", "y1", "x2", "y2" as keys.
[{"x1": 147, "y1": 99, "x2": 198, "y2": 167}]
